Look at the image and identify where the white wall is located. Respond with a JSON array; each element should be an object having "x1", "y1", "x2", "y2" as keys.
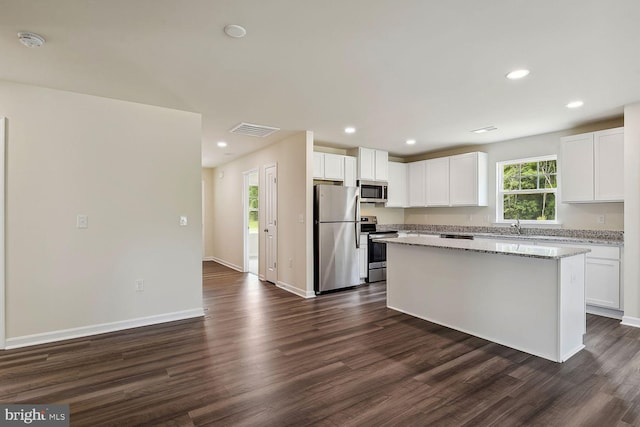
[
  {"x1": 206, "y1": 131, "x2": 314, "y2": 296},
  {"x1": 404, "y1": 118, "x2": 624, "y2": 230},
  {"x1": 623, "y1": 103, "x2": 640, "y2": 323},
  {"x1": 0, "y1": 81, "x2": 203, "y2": 342}
]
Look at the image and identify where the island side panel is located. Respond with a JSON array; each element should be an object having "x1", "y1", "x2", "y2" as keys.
[
  {"x1": 387, "y1": 244, "x2": 561, "y2": 361},
  {"x1": 559, "y1": 253, "x2": 586, "y2": 361}
]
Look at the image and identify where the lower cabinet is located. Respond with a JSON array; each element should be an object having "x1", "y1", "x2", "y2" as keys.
[
  {"x1": 359, "y1": 240, "x2": 368, "y2": 282},
  {"x1": 586, "y1": 258, "x2": 620, "y2": 309}
]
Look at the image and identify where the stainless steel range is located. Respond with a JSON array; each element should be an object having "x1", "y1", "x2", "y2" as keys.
[{"x1": 360, "y1": 216, "x2": 397, "y2": 283}]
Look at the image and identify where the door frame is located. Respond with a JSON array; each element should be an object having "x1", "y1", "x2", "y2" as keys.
[
  {"x1": 264, "y1": 163, "x2": 278, "y2": 284},
  {"x1": 1, "y1": 117, "x2": 6, "y2": 349},
  {"x1": 243, "y1": 168, "x2": 259, "y2": 274}
]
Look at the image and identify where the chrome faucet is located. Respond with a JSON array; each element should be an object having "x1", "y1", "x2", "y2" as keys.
[{"x1": 511, "y1": 218, "x2": 522, "y2": 235}]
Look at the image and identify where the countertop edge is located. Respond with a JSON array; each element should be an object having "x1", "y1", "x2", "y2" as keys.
[{"x1": 378, "y1": 237, "x2": 591, "y2": 260}]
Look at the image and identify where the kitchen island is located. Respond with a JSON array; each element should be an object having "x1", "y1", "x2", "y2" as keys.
[{"x1": 376, "y1": 235, "x2": 590, "y2": 362}]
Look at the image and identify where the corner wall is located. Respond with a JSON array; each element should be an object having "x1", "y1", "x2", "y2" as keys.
[
  {"x1": 0, "y1": 81, "x2": 204, "y2": 343},
  {"x1": 207, "y1": 131, "x2": 313, "y2": 297},
  {"x1": 623, "y1": 103, "x2": 640, "y2": 324}
]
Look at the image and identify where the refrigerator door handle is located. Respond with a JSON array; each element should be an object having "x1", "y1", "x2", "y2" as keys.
[{"x1": 355, "y1": 194, "x2": 360, "y2": 249}]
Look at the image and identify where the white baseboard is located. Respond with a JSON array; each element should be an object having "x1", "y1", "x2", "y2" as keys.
[
  {"x1": 587, "y1": 305, "x2": 623, "y2": 320},
  {"x1": 259, "y1": 274, "x2": 266, "y2": 281},
  {"x1": 277, "y1": 281, "x2": 316, "y2": 299},
  {"x1": 621, "y1": 315, "x2": 640, "y2": 328},
  {"x1": 207, "y1": 256, "x2": 244, "y2": 272},
  {"x1": 4, "y1": 307, "x2": 204, "y2": 350}
]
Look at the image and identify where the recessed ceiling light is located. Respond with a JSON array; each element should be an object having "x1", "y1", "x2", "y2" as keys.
[
  {"x1": 506, "y1": 69, "x2": 530, "y2": 80},
  {"x1": 471, "y1": 126, "x2": 498, "y2": 134},
  {"x1": 17, "y1": 32, "x2": 45, "y2": 48},
  {"x1": 224, "y1": 25, "x2": 246, "y2": 38},
  {"x1": 406, "y1": 139, "x2": 416, "y2": 145},
  {"x1": 566, "y1": 100, "x2": 584, "y2": 109},
  {"x1": 344, "y1": 127, "x2": 356, "y2": 134},
  {"x1": 217, "y1": 141, "x2": 228, "y2": 147}
]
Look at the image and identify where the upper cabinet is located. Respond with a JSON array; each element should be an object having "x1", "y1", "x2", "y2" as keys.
[
  {"x1": 407, "y1": 160, "x2": 426, "y2": 207},
  {"x1": 386, "y1": 161, "x2": 408, "y2": 207},
  {"x1": 425, "y1": 157, "x2": 450, "y2": 206},
  {"x1": 313, "y1": 152, "x2": 351, "y2": 183},
  {"x1": 344, "y1": 156, "x2": 357, "y2": 187},
  {"x1": 358, "y1": 147, "x2": 388, "y2": 182},
  {"x1": 561, "y1": 127, "x2": 623, "y2": 203},
  {"x1": 449, "y1": 152, "x2": 488, "y2": 206}
]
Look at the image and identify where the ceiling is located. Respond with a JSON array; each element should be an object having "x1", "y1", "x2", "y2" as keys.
[{"x1": 2, "y1": 1, "x2": 639, "y2": 168}]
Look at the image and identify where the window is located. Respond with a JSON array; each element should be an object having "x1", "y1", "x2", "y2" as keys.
[
  {"x1": 497, "y1": 156, "x2": 557, "y2": 223},
  {"x1": 248, "y1": 184, "x2": 259, "y2": 232}
]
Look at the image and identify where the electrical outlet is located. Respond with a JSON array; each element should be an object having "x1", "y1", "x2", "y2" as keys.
[
  {"x1": 288, "y1": 258, "x2": 293, "y2": 268},
  {"x1": 135, "y1": 279, "x2": 144, "y2": 292},
  {"x1": 179, "y1": 216, "x2": 188, "y2": 226},
  {"x1": 467, "y1": 215, "x2": 473, "y2": 222},
  {"x1": 597, "y1": 215, "x2": 605, "y2": 224},
  {"x1": 76, "y1": 214, "x2": 88, "y2": 229}
]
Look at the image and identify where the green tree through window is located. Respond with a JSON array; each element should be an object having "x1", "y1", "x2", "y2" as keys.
[
  {"x1": 248, "y1": 185, "x2": 258, "y2": 232},
  {"x1": 498, "y1": 156, "x2": 557, "y2": 222}
]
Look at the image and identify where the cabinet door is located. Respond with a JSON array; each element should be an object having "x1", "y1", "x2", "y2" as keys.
[
  {"x1": 386, "y1": 162, "x2": 407, "y2": 207},
  {"x1": 426, "y1": 157, "x2": 450, "y2": 206},
  {"x1": 344, "y1": 156, "x2": 357, "y2": 187},
  {"x1": 323, "y1": 153, "x2": 344, "y2": 181},
  {"x1": 374, "y1": 150, "x2": 389, "y2": 181},
  {"x1": 359, "y1": 242, "x2": 368, "y2": 280},
  {"x1": 594, "y1": 128, "x2": 624, "y2": 201},
  {"x1": 313, "y1": 152, "x2": 324, "y2": 179},
  {"x1": 586, "y1": 259, "x2": 620, "y2": 309},
  {"x1": 407, "y1": 161, "x2": 426, "y2": 207},
  {"x1": 449, "y1": 153, "x2": 478, "y2": 206},
  {"x1": 358, "y1": 148, "x2": 375, "y2": 181},
  {"x1": 561, "y1": 133, "x2": 594, "y2": 202}
]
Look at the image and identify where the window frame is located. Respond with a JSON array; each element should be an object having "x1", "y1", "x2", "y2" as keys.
[{"x1": 496, "y1": 155, "x2": 559, "y2": 225}]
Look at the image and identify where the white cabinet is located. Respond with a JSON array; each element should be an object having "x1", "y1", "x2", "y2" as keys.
[
  {"x1": 359, "y1": 240, "x2": 368, "y2": 281},
  {"x1": 586, "y1": 258, "x2": 620, "y2": 309},
  {"x1": 386, "y1": 162, "x2": 408, "y2": 207},
  {"x1": 323, "y1": 153, "x2": 344, "y2": 180},
  {"x1": 358, "y1": 147, "x2": 388, "y2": 181},
  {"x1": 561, "y1": 127, "x2": 623, "y2": 203},
  {"x1": 594, "y1": 128, "x2": 624, "y2": 201},
  {"x1": 449, "y1": 152, "x2": 488, "y2": 206},
  {"x1": 536, "y1": 241, "x2": 622, "y2": 313},
  {"x1": 312, "y1": 152, "x2": 324, "y2": 179},
  {"x1": 313, "y1": 152, "x2": 348, "y2": 182},
  {"x1": 407, "y1": 160, "x2": 426, "y2": 207},
  {"x1": 425, "y1": 157, "x2": 450, "y2": 206},
  {"x1": 344, "y1": 156, "x2": 357, "y2": 187}
]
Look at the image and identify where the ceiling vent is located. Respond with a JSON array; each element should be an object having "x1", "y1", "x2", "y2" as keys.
[{"x1": 230, "y1": 122, "x2": 280, "y2": 138}]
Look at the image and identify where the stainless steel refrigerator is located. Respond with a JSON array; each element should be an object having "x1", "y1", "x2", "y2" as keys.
[{"x1": 314, "y1": 184, "x2": 360, "y2": 294}]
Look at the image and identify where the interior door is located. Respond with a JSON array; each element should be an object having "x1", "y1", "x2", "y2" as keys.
[{"x1": 264, "y1": 164, "x2": 277, "y2": 284}]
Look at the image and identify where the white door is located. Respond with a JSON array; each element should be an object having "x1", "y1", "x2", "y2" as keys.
[
  {"x1": 243, "y1": 170, "x2": 259, "y2": 275},
  {"x1": 264, "y1": 164, "x2": 278, "y2": 284}
]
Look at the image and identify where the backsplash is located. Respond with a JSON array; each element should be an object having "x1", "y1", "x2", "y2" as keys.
[{"x1": 378, "y1": 223, "x2": 624, "y2": 243}]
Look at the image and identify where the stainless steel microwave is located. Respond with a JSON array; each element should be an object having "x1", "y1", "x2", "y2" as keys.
[{"x1": 358, "y1": 180, "x2": 388, "y2": 203}]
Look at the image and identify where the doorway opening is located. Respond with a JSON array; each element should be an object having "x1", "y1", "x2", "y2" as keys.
[{"x1": 243, "y1": 170, "x2": 259, "y2": 275}]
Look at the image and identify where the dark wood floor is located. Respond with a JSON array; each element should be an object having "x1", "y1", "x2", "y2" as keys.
[{"x1": 2, "y1": 262, "x2": 640, "y2": 426}]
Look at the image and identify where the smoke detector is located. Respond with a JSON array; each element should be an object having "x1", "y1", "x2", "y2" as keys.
[
  {"x1": 224, "y1": 25, "x2": 246, "y2": 38},
  {"x1": 18, "y1": 32, "x2": 45, "y2": 48}
]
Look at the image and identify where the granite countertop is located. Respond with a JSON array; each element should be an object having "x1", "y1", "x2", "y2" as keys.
[
  {"x1": 399, "y1": 231, "x2": 624, "y2": 246},
  {"x1": 377, "y1": 235, "x2": 591, "y2": 260},
  {"x1": 376, "y1": 224, "x2": 624, "y2": 247}
]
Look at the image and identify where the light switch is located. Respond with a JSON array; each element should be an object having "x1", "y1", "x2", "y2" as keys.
[
  {"x1": 180, "y1": 216, "x2": 188, "y2": 226},
  {"x1": 76, "y1": 215, "x2": 88, "y2": 229},
  {"x1": 298, "y1": 214, "x2": 304, "y2": 224}
]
